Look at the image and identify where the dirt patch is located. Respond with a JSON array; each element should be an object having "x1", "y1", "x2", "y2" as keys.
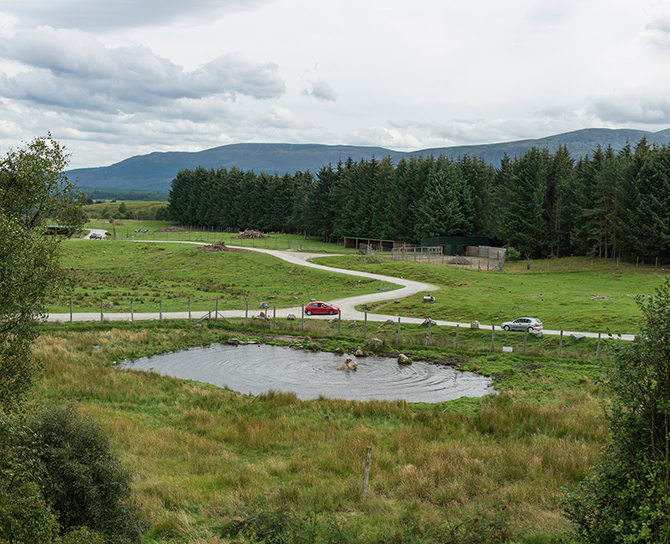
[
  {"x1": 150, "y1": 248, "x2": 165, "y2": 253},
  {"x1": 235, "y1": 229, "x2": 267, "y2": 239},
  {"x1": 199, "y1": 241, "x2": 229, "y2": 252}
]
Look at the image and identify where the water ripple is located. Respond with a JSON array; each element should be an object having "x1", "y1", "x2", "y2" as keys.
[{"x1": 125, "y1": 344, "x2": 495, "y2": 403}]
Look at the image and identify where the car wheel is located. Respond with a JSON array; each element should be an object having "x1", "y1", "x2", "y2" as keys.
[
  {"x1": 306, "y1": 310, "x2": 312, "y2": 315},
  {"x1": 503, "y1": 325, "x2": 510, "y2": 331},
  {"x1": 527, "y1": 327, "x2": 534, "y2": 332},
  {"x1": 328, "y1": 309, "x2": 335, "y2": 315}
]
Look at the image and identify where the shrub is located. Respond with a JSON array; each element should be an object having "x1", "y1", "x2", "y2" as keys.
[
  {"x1": 28, "y1": 404, "x2": 148, "y2": 544},
  {"x1": 506, "y1": 247, "x2": 521, "y2": 262},
  {"x1": 562, "y1": 278, "x2": 670, "y2": 543}
]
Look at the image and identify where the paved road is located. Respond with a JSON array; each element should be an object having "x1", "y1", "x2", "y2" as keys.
[{"x1": 46, "y1": 242, "x2": 636, "y2": 341}]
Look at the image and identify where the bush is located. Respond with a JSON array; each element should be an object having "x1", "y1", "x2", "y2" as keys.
[
  {"x1": 506, "y1": 247, "x2": 521, "y2": 262},
  {"x1": 562, "y1": 278, "x2": 670, "y2": 543},
  {"x1": 29, "y1": 405, "x2": 147, "y2": 544}
]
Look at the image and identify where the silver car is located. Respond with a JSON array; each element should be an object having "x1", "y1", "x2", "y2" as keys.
[{"x1": 501, "y1": 317, "x2": 543, "y2": 332}]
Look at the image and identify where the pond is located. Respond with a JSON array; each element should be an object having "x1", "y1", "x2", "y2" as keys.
[{"x1": 123, "y1": 343, "x2": 495, "y2": 403}]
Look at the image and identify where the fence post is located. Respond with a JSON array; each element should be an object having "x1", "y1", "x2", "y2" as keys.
[
  {"x1": 338, "y1": 309, "x2": 341, "y2": 335},
  {"x1": 160, "y1": 300, "x2": 162, "y2": 322},
  {"x1": 245, "y1": 300, "x2": 248, "y2": 326},
  {"x1": 130, "y1": 300, "x2": 133, "y2": 324},
  {"x1": 397, "y1": 317, "x2": 401, "y2": 344},
  {"x1": 364, "y1": 312, "x2": 367, "y2": 339},
  {"x1": 215, "y1": 297, "x2": 219, "y2": 321},
  {"x1": 301, "y1": 305, "x2": 305, "y2": 331},
  {"x1": 100, "y1": 301, "x2": 103, "y2": 323},
  {"x1": 490, "y1": 325, "x2": 495, "y2": 352},
  {"x1": 361, "y1": 446, "x2": 372, "y2": 500},
  {"x1": 273, "y1": 306, "x2": 276, "y2": 329},
  {"x1": 427, "y1": 320, "x2": 432, "y2": 345},
  {"x1": 597, "y1": 332, "x2": 601, "y2": 359},
  {"x1": 559, "y1": 328, "x2": 563, "y2": 357},
  {"x1": 70, "y1": 299, "x2": 73, "y2": 324},
  {"x1": 188, "y1": 299, "x2": 191, "y2": 323},
  {"x1": 523, "y1": 328, "x2": 528, "y2": 355},
  {"x1": 454, "y1": 324, "x2": 459, "y2": 349}
]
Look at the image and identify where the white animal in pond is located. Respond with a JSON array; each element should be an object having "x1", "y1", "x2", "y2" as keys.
[{"x1": 336, "y1": 356, "x2": 357, "y2": 371}]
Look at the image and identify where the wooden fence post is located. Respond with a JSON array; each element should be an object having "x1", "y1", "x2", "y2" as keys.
[
  {"x1": 338, "y1": 309, "x2": 341, "y2": 335},
  {"x1": 397, "y1": 317, "x2": 401, "y2": 344},
  {"x1": 159, "y1": 300, "x2": 162, "y2": 322},
  {"x1": 597, "y1": 332, "x2": 601, "y2": 359},
  {"x1": 130, "y1": 300, "x2": 133, "y2": 324},
  {"x1": 100, "y1": 301, "x2": 103, "y2": 323},
  {"x1": 245, "y1": 300, "x2": 248, "y2": 326},
  {"x1": 301, "y1": 305, "x2": 304, "y2": 331},
  {"x1": 70, "y1": 300, "x2": 73, "y2": 324},
  {"x1": 454, "y1": 324, "x2": 459, "y2": 349},
  {"x1": 188, "y1": 299, "x2": 191, "y2": 323},
  {"x1": 361, "y1": 446, "x2": 372, "y2": 500},
  {"x1": 559, "y1": 328, "x2": 563, "y2": 357},
  {"x1": 490, "y1": 325, "x2": 495, "y2": 352},
  {"x1": 523, "y1": 328, "x2": 528, "y2": 355},
  {"x1": 364, "y1": 312, "x2": 367, "y2": 339}
]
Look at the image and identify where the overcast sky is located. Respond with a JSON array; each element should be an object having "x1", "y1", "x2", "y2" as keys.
[{"x1": 1, "y1": 0, "x2": 669, "y2": 169}]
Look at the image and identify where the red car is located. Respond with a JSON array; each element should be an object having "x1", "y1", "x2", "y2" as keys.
[{"x1": 305, "y1": 301, "x2": 339, "y2": 316}]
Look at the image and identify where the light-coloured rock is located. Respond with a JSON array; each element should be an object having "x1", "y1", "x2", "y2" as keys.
[
  {"x1": 471, "y1": 321, "x2": 480, "y2": 329},
  {"x1": 367, "y1": 337, "x2": 383, "y2": 348},
  {"x1": 397, "y1": 353, "x2": 412, "y2": 365}
]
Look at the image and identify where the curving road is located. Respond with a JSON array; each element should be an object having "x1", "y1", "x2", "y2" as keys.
[{"x1": 46, "y1": 243, "x2": 636, "y2": 341}]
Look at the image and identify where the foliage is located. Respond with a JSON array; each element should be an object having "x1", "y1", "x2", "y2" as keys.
[
  {"x1": 0, "y1": 136, "x2": 87, "y2": 409},
  {"x1": 165, "y1": 138, "x2": 670, "y2": 262},
  {"x1": 562, "y1": 278, "x2": 670, "y2": 543},
  {"x1": 506, "y1": 246, "x2": 520, "y2": 261},
  {"x1": 28, "y1": 404, "x2": 147, "y2": 543},
  {"x1": 220, "y1": 491, "x2": 513, "y2": 544},
  {"x1": 0, "y1": 406, "x2": 142, "y2": 544}
]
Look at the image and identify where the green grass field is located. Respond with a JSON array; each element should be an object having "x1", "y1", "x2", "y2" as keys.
[
  {"x1": 33, "y1": 223, "x2": 670, "y2": 542},
  {"x1": 50, "y1": 240, "x2": 398, "y2": 314},
  {"x1": 33, "y1": 322, "x2": 606, "y2": 543},
  {"x1": 313, "y1": 254, "x2": 668, "y2": 335}
]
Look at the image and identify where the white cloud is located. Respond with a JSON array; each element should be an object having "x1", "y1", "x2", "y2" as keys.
[
  {"x1": 589, "y1": 95, "x2": 670, "y2": 125},
  {"x1": 1, "y1": 0, "x2": 277, "y2": 31},
  {"x1": 0, "y1": 27, "x2": 286, "y2": 114},
  {"x1": 301, "y1": 78, "x2": 338, "y2": 102}
]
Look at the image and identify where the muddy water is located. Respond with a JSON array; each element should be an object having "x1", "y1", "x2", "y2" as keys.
[{"x1": 124, "y1": 343, "x2": 495, "y2": 403}]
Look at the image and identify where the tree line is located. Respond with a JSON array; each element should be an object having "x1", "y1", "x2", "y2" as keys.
[{"x1": 167, "y1": 137, "x2": 670, "y2": 262}]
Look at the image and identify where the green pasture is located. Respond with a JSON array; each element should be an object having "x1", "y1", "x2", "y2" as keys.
[
  {"x1": 32, "y1": 322, "x2": 608, "y2": 542},
  {"x1": 49, "y1": 240, "x2": 398, "y2": 314},
  {"x1": 313, "y1": 255, "x2": 668, "y2": 335}
]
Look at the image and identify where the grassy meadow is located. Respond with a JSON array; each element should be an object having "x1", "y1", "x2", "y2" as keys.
[
  {"x1": 50, "y1": 240, "x2": 398, "y2": 314},
  {"x1": 32, "y1": 224, "x2": 670, "y2": 542},
  {"x1": 33, "y1": 322, "x2": 606, "y2": 543}
]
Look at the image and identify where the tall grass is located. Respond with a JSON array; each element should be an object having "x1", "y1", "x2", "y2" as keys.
[{"x1": 29, "y1": 325, "x2": 609, "y2": 541}]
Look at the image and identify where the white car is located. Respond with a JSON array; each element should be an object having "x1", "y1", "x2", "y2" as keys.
[{"x1": 501, "y1": 317, "x2": 543, "y2": 332}]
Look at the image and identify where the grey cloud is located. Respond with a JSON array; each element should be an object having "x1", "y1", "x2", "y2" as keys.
[
  {"x1": 0, "y1": 28, "x2": 286, "y2": 114},
  {"x1": 2, "y1": 0, "x2": 276, "y2": 31},
  {"x1": 590, "y1": 95, "x2": 670, "y2": 125},
  {"x1": 645, "y1": 16, "x2": 670, "y2": 48},
  {"x1": 302, "y1": 79, "x2": 338, "y2": 102}
]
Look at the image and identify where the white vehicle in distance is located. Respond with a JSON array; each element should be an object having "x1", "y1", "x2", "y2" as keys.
[{"x1": 501, "y1": 317, "x2": 543, "y2": 332}]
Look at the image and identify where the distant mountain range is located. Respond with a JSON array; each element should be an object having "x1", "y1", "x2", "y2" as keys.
[{"x1": 68, "y1": 127, "x2": 670, "y2": 192}]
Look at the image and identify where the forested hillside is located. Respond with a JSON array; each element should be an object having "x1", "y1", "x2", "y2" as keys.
[{"x1": 167, "y1": 138, "x2": 670, "y2": 262}]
